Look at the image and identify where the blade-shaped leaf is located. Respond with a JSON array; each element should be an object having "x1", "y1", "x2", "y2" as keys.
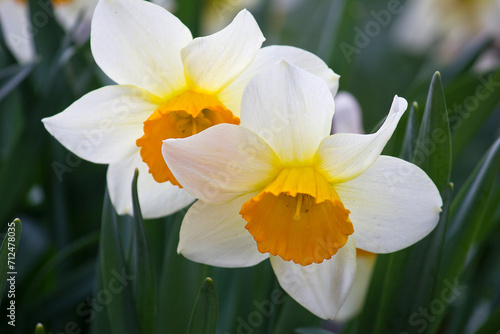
[
  {"x1": 155, "y1": 210, "x2": 208, "y2": 334},
  {"x1": 187, "y1": 277, "x2": 219, "y2": 334},
  {"x1": 400, "y1": 102, "x2": 420, "y2": 161},
  {"x1": 99, "y1": 191, "x2": 138, "y2": 334},
  {"x1": 130, "y1": 169, "x2": 155, "y2": 334},
  {"x1": 0, "y1": 62, "x2": 36, "y2": 102},
  {"x1": 413, "y1": 71, "x2": 452, "y2": 192},
  {"x1": 427, "y1": 137, "x2": 500, "y2": 333},
  {"x1": 34, "y1": 323, "x2": 46, "y2": 334}
]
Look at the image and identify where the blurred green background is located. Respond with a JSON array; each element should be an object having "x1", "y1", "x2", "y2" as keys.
[{"x1": 1, "y1": 0, "x2": 499, "y2": 333}]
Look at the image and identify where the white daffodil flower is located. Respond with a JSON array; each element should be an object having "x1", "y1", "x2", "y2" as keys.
[
  {"x1": 163, "y1": 60, "x2": 442, "y2": 319},
  {"x1": 394, "y1": 0, "x2": 500, "y2": 61},
  {"x1": 332, "y1": 91, "x2": 364, "y2": 135},
  {"x1": 42, "y1": 0, "x2": 339, "y2": 219},
  {"x1": 0, "y1": 0, "x2": 98, "y2": 63}
]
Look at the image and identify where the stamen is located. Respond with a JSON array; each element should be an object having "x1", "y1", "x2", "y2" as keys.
[{"x1": 294, "y1": 193, "x2": 303, "y2": 220}]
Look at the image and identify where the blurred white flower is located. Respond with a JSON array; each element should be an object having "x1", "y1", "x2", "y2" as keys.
[
  {"x1": 394, "y1": 0, "x2": 500, "y2": 61},
  {"x1": 332, "y1": 91, "x2": 364, "y2": 135},
  {"x1": 201, "y1": 0, "x2": 262, "y2": 34},
  {"x1": 0, "y1": 0, "x2": 98, "y2": 63}
]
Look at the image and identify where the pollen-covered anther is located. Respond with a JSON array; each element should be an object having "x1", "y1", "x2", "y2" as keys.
[
  {"x1": 136, "y1": 90, "x2": 239, "y2": 185},
  {"x1": 240, "y1": 167, "x2": 354, "y2": 266}
]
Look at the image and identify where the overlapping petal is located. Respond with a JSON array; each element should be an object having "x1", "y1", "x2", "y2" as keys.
[
  {"x1": 240, "y1": 60, "x2": 335, "y2": 165},
  {"x1": 162, "y1": 123, "x2": 281, "y2": 204},
  {"x1": 181, "y1": 9, "x2": 265, "y2": 94},
  {"x1": 335, "y1": 253, "x2": 376, "y2": 321},
  {"x1": 42, "y1": 85, "x2": 162, "y2": 164},
  {"x1": 218, "y1": 45, "x2": 339, "y2": 114},
  {"x1": 91, "y1": 0, "x2": 192, "y2": 97},
  {"x1": 177, "y1": 193, "x2": 269, "y2": 267},
  {"x1": 270, "y1": 238, "x2": 357, "y2": 319},
  {"x1": 107, "y1": 153, "x2": 194, "y2": 219},
  {"x1": 335, "y1": 156, "x2": 442, "y2": 253},
  {"x1": 314, "y1": 96, "x2": 407, "y2": 183},
  {"x1": 0, "y1": 1, "x2": 34, "y2": 64}
]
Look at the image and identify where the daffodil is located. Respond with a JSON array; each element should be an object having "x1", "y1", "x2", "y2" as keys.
[
  {"x1": 331, "y1": 91, "x2": 364, "y2": 135},
  {"x1": 394, "y1": 0, "x2": 500, "y2": 61},
  {"x1": 0, "y1": 0, "x2": 98, "y2": 63},
  {"x1": 42, "y1": 0, "x2": 338, "y2": 218},
  {"x1": 162, "y1": 60, "x2": 442, "y2": 318}
]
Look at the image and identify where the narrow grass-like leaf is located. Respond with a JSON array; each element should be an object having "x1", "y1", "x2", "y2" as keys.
[
  {"x1": 413, "y1": 71, "x2": 452, "y2": 192},
  {"x1": 400, "y1": 102, "x2": 420, "y2": 161},
  {"x1": 34, "y1": 323, "x2": 46, "y2": 334},
  {"x1": 187, "y1": 277, "x2": 219, "y2": 334},
  {"x1": 295, "y1": 328, "x2": 335, "y2": 334},
  {"x1": 175, "y1": 0, "x2": 203, "y2": 37},
  {"x1": 99, "y1": 191, "x2": 138, "y2": 334},
  {"x1": 474, "y1": 305, "x2": 500, "y2": 334},
  {"x1": 0, "y1": 218, "x2": 22, "y2": 306},
  {"x1": 0, "y1": 62, "x2": 36, "y2": 101},
  {"x1": 272, "y1": 296, "x2": 320, "y2": 334},
  {"x1": 155, "y1": 210, "x2": 208, "y2": 334},
  {"x1": 427, "y1": 137, "x2": 500, "y2": 333},
  {"x1": 130, "y1": 169, "x2": 155, "y2": 334}
]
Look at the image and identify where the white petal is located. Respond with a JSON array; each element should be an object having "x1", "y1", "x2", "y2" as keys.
[
  {"x1": 270, "y1": 238, "x2": 357, "y2": 320},
  {"x1": 91, "y1": 0, "x2": 192, "y2": 97},
  {"x1": 163, "y1": 123, "x2": 281, "y2": 204},
  {"x1": 335, "y1": 254, "x2": 376, "y2": 321},
  {"x1": 107, "y1": 152, "x2": 194, "y2": 219},
  {"x1": 0, "y1": 1, "x2": 35, "y2": 64},
  {"x1": 181, "y1": 9, "x2": 264, "y2": 94},
  {"x1": 218, "y1": 45, "x2": 339, "y2": 116},
  {"x1": 315, "y1": 96, "x2": 407, "y2": 183},
  {"x1": 335, "y1": 156, "x2": 442, "y2": 253},
  {"x1": 332, "y1": 92, "x2": 364, "y2": 134},
  {"x1": 42, "y1": 85, "x2": 161, "y2": 164},
  {"x1": 240, "y1": 60, "x2": 334, "y2": 165},
  {"x1": 178, "y1": 192, "x2": 268, "y2": 267}
]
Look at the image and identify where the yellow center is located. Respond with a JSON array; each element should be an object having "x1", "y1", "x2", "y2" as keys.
[
  {"x1": 136, "y1": 90, "x2": 239, "y2": 186},
  {"x1": 240, "y1": 167, "x2": 354, "y2": 266}
]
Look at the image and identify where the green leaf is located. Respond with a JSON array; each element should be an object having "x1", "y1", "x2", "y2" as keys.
[
  {"x1": 295, "y1": 328, "x2": 335, "y2": 334},
  {"x1": 446, "y1": 68, "x2": 500, "y2": 160},
  {"x1": 0, "y1": 62, "x2": 36, "y2": 102},
  {"x1": 441, "y1": 36, "x2": 494, "y2": 83},
  {"x1": 175, "y1": 0, "x2": 203, "y2": 37},
  {"x1": 34, "y1": 323, "x2": 46, "y2": 334},
  {"x1": 429, "y1": 137, "x2": 500, "y2": 333},
  {"x1": 187, "y1": 277, "x2": 219, "y2": 334},
  {"x1": 413, "y1": 71, "x2": 452, "y2": 192},
  {"x1": 99, "y1": 191, "x2": 138, "y2": 334},
  {"x1": 400, "y1": 102, "x2": 420, "y2": 161},
  {"x1": 130, "y1": 169, "x2": 155, "y2": 334},
  {"x1": 0, "y1": 218, "x2": 22, "y2": 306},
  {"x1": 155, "y1": 210, "x2": 208, "y2": 334},
  {"x1": 474, "y1": 304, "x2": 500, "y2": 334},
  {"x1": 272, "y1": 295, "x2": 320, "y2": 334}
]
